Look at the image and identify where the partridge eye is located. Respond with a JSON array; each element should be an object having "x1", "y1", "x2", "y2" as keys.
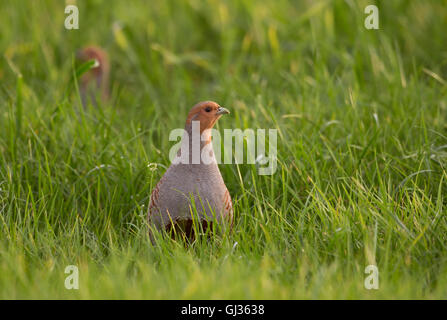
[{"x1": 205, "y1": 107, "x2": 212, "y2": 112}]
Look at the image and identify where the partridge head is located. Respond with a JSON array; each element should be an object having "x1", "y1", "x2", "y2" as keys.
[{"x1": 76, "y1": 46, "x2": 110, "y2": 106}]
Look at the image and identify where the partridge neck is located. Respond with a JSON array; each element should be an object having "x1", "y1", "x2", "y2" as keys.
[{"x1": 176, "y1": 121, "x2": 217, "y2": 165}]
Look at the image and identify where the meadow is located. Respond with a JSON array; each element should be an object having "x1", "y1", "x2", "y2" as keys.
[{"x1": 0, "y1": 0, "x2": 447, "y2": 299}]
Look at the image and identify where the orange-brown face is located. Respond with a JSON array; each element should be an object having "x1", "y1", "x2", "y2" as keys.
[
  {"x1": 76, "y1": 46, "x2": 109, "y2": 78},
  {"x1": 186, "y1": 101, "x2": 230, "y2": 132}
]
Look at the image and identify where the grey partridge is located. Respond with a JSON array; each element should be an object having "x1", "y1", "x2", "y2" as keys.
[
  {"x1": 76, "y1": 46, "x2": 110, "y2": 107},
  {"x1": 148, "y1": 101, "x2": 233, "y2": 239}
]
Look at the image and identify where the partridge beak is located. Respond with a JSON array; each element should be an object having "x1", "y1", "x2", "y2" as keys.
[{"x1": 216, "y1": 107, "x2": 230, "y2": 115}]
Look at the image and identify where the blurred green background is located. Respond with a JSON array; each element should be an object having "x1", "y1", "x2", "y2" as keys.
[{"x1": 0, "y1": 0, "x2": 446, "y2": 299}]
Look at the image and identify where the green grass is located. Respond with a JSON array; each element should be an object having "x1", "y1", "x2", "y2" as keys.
[{"x1": 1, "y1": 0, "x2": 447, "y2": 299}]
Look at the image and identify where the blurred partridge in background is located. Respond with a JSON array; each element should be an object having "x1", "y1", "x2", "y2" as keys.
[
  {"x1": 148, "y1": 101, "x2": 233, "y2": 239},
  {"x1": 76, "y1": 46, "x2": 110, "y2": 107}
]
